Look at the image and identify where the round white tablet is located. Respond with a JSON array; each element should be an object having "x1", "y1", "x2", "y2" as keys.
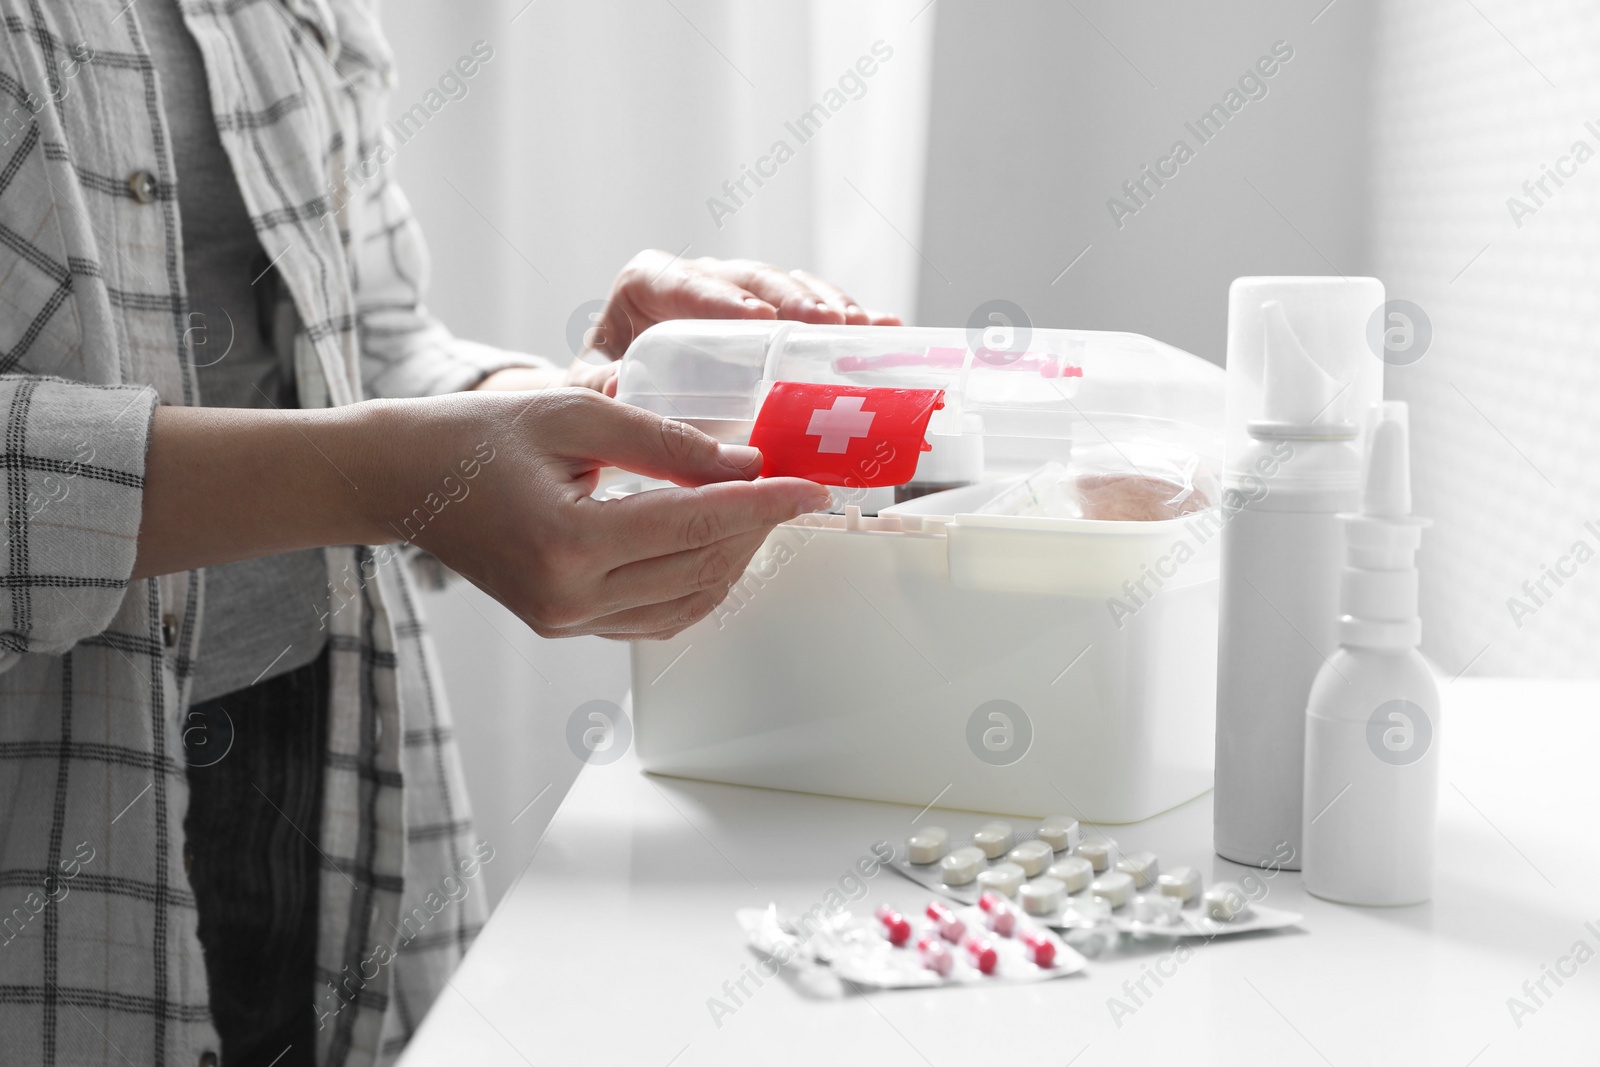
[
  {"x1": 1090, "y1": 870, "x2": 1134, "y2": 909},
  {"x1": 1132, "y1": 893, "x2": 1182, "y2": 925},
  {"x1": 1157, "y1": 866, "x2": 1202, "y2": 904},
  {"x1": 1019, "y1": 876, "x2": 1067, "y2": 916},
  {"x1": 907, "y1": 826, "x2": 948, "y2": 865},
  {"x1": 1077, "y1": 839, "x2": 1115, "y2": 872},
  {"x1": 1202, "y1": 881, "x2": 1252, "y2": 922},
  {"x1": 1046, "y1": 855, "x2": 1093, "y2": 893},
  {"x1": 972, "y1": 821, "x2": 1013, "y2": 859},
  {"x1": 975, "y1": 861, "x2": 1026, "y2": 898},
  {"x1": 940, "y1": 847, "x2": 983, "y2": 886},
  {"x1": 1115, "y1": 850, "x2": 1160, "y2": 889},
  {"x1": 1007, "y1": 839, "x2": 1054, "y2": 877},
  {"x1": 1036, "y1": 816, "x2": 1081, "y2": 853}
]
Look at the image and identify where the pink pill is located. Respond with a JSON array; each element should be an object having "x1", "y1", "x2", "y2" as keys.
[
  {"x1": 925, "y1": 900, "x2": 966, "y2": 942},
  {"x1": 1022, "y1": 930, "x2": 1056, "y2": 968},
  {"x1": 874, "y1": 904, "x2": 911, "y2": 947},
  {"x1": 917, "y1": 935, "x2": 953, "y2": 977},
  {"x1": 964, "y1": 935, "x2": 999, "y2": 975},
  {"x1": 982, "y1": 900, "x2": 1017, "y2": 937}
]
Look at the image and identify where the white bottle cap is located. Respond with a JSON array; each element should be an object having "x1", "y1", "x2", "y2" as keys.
[{"x1": 1224, "y1": 277, "x2": 1386, "y2": 477}]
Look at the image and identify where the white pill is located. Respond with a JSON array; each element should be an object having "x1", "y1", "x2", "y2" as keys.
[
  {"x1": 940, "y1": 846, "x2": 984, "y2": 886},
  {"x1": 907, "y1": 826, "x2": 948, "y2": 865},
  {"x1": 1046, "y1": 856, "x2": 1093, "y2": 893},
  {"x1": 1202, "y1": 881, "x2": 1253, "y2": 922},
  {"x1": 1115, "y1": 850, "x2": 1160, "y2": 889},
  {"x1": 1036, "y1": 816, "x2": 1081, "y2": 853},
  {"x1": 1019, "y1": 876, "x2": 1066, "y2": 916},
  {"x1": 1077, "y1": 839, "x2": 1115, "y2": 872},
  {"x1": 1090, "y1": 871, "x2": 1134, "y2": 909},
  {"x1": 1007, "y1": 840, "x2": 1054, "y2": 877},
  {"x1": 1157, "y1": 866, "x2": 1202, "y2": 904},
  {"x1": 972, "y1": 821, "x2": 1013, "y2": 859},
  {"x1": 975, "y1": 861, "x2": 1026, "y2": 898},
  {"x1": 1132, "y1": 893, "x2": 1182, "y2": 925},
  {"x1": 1073, "y1": 896, "x2": 1112, "y2": 923}
]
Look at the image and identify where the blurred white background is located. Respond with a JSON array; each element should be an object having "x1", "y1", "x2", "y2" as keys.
[{"x1": 381, "y1": 0, "x2": 1600, "y2": 906}]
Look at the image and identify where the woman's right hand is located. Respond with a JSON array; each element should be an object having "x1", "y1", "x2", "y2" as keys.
[
  {"x1": 137, "y1": 389, "x2": 828, "y2": 641},
  {"x1": 362, "y1": 388, "x2": 829, "y2": 639}
]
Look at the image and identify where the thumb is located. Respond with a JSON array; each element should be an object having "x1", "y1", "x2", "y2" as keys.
[{"x1": 556, "y1": 392, "x2": 783, "y2": 488}]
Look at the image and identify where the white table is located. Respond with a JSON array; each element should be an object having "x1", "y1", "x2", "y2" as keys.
[{"x1": 398, "y1": 679, "x2": 1600, "y2": 1066}]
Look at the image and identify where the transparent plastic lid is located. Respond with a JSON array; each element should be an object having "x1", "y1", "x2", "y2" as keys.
[{"x1": 615, "y1": 320, "x2": 1225, "y2": 480}]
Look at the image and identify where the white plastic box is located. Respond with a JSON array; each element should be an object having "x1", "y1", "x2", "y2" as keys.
[{"x1": 616, "y1": 320, "x2": 1227, "y2": 822}]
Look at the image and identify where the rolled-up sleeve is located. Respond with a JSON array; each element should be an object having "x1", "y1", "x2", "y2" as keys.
[
  {"x1": 353, "y1": 173, "x2": 554, "y2": 400},
  {"x1": 0, "y1": 375, "x2": 159, "y2": 671}
]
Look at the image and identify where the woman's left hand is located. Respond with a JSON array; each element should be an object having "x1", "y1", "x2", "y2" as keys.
[
  {"x1": 474, "y1": 251, "x2": 902, "y2": 395},
  {"x1": 583, "y1": 250, "x2": 902, "y2": 361}
]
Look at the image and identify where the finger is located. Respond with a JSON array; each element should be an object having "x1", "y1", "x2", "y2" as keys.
[
  {"x1": 564, "y1": 357, "x2": 617, "y2": 394},
  {"x1": 708, "y1": 259, "x2": 844, "y2": 325},
  {"x1": 544, "y1": 391, "x2": 769, "y2": 485},
  {"x1": 788, "y1": 269, "x2": 870, "y2": 325},
  {"x1": 584, "y1": 476, "x2": 827, "y2": 562},
  {"x1": 595, "y1": 528, "x2": 767, "y2": 615},
  {"x1": 864, "y1": 308, "x2": 903, "y2": 326},
  {"x1": 591, "y1": 297, "x2": 643, "y2": 360},
  {"x1": 634, "y1": 264, "x2": 779, "y2": 322}
]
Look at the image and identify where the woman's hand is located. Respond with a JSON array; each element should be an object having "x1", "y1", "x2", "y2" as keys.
[
  {"x1": 365, "y1": 388, "x2": 828, "y2": 639},
  {"x1": 136, "y1": 389, "x2": 829, "y2": 641},
  {"x1": 583, "y1": 251, "x2": 903, "y2": 362},
  {"x1": 475, "y1": 253, "x2": 900, "y2": 394}
]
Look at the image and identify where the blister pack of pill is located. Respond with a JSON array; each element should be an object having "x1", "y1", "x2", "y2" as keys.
[
  {"x1": 891, "y1": 819, "x2": 1303, "y2": 939},
  {"x1": 736, "y1": 895, "x2": 1086, "y2": 990}
]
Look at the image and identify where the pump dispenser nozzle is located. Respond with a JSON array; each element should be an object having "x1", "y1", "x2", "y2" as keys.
[
  {"x1": 1259, "y1": 300, "x2": 1345, "y2": 429},
  {"x1": 1361, "y1": 401, "x2": 1412, "y2": 518},
  {"x1": 1338, "y1": 401, "x2": 1430, "y2": 649}
]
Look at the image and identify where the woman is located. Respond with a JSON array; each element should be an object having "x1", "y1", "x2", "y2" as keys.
[{"x1": 0, "y1": 3, "x2": 895, "y2": 1065}]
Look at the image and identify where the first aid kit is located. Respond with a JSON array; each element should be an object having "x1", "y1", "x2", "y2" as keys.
[{"x1": 614, "y1": 319, "x2": 1227, "y2": 822}]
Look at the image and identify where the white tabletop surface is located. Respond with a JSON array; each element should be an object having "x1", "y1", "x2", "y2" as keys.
[{"x1": 398, "y1": 678, "x2": 1599, "y2": 1066}]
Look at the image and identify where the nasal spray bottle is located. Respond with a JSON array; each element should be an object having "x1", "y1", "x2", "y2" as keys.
[
  {"x1": 1214, "y1": 278, "x2": 1384, "y2": 870},
  {"x1": 1303, "y1": 402, "x2": 1437, "y2": 905}
]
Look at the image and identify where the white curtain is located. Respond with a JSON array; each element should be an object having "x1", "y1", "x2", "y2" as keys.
[{"x1": 379, "y1": 0, "x2": 936, "y2": 904}]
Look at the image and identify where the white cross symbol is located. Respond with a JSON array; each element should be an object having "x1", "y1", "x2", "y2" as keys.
[{"x1": 805, "y1": 395, "x2": 876, "y2": 454}]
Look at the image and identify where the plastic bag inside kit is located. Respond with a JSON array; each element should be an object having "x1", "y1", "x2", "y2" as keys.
[{"x1": 978, "y1": 443, "x2": 1217, "y2": 521}]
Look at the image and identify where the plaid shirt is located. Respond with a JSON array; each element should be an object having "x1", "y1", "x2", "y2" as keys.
[{"x1": 0, "y1": 2, "x2": 541, "y2": 1064}]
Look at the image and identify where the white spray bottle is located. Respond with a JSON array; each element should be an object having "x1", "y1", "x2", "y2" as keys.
[
  {"x1": 1302, "y1": 401, "x2": 1438, "y2": 905},
  {"x1": 1213, "y1": 278, "x2": 1384, "y2": 870}
]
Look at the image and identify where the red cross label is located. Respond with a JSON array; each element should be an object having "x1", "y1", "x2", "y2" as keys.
[{"x1": 748, "y1": 382, "x2": 946, "y2": 487}]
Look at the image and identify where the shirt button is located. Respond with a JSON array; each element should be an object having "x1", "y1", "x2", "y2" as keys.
[
  {"x1": 161, "y1": 613, "x2": 178, "y2": 648},
  {"x1": 198, "y1": 1051, "x2": 219, "y2": 1067},
  {"x1": 127, "y1": 170, "x2": 158, "y2": 204}
]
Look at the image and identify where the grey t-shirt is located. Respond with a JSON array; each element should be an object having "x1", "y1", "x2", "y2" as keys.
[{"x1": 144, "y1": 0, "x2": 330, "y2": 702}]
